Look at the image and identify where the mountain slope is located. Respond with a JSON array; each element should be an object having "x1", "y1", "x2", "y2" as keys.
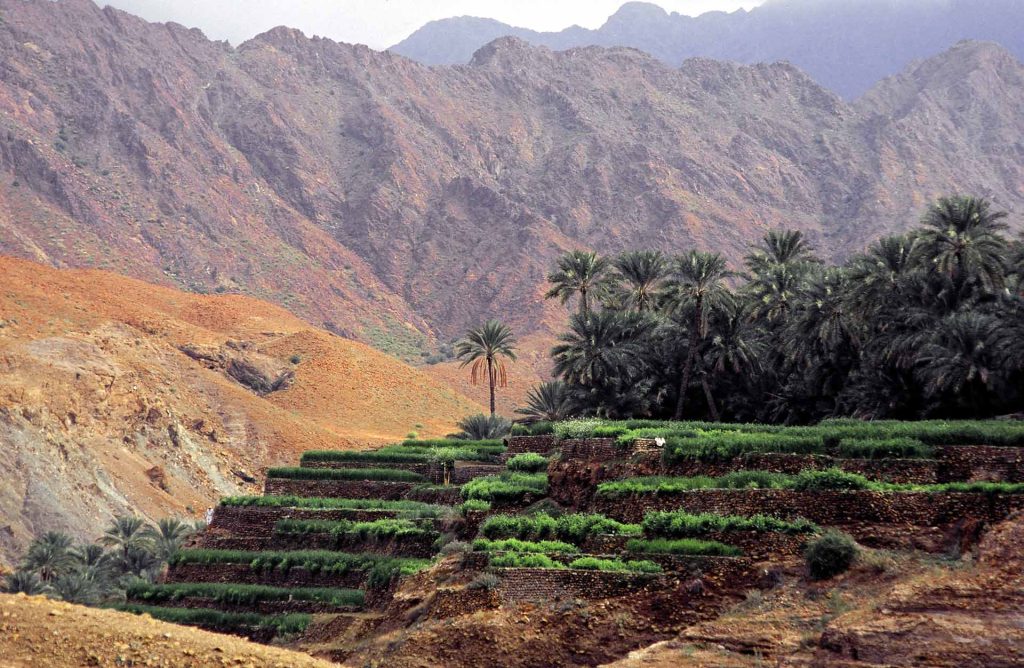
[
  {"x1": 0, "y1": 256, "x2": 480, "y2": 567},
  {"x1": 1, "y1": 1, "x2": 1023, "y2": 367},
  {"x1": 391, "y1": 0, "x2": 1024, "y2": 99}
]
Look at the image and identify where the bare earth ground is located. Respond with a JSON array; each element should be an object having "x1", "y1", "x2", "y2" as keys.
[{"x1": 0, "y1": 593, "x2": 338, "y2": 668}]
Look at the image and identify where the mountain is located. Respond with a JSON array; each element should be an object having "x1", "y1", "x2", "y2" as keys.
[
  {"x1": 0, "y1": 255, "x2": 480, "y2": 567},
  {"x1": 1, "y1": 1, "x2": 1024, "y2": 375},
  {"x1": 391, "y1": 0, "x2": 1024, "y2": 99}
]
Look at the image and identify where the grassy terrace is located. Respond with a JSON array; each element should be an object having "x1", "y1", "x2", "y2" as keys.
[
  {"x1": 488, "y1": 553, "x2": 662, "y2": 573},
  {"x1": 479, "y1": 513, "x2": 641, "y2": 544},
  {"x1": 127, "y1": 582, "x2": 365, "y2": 608},
  {"x1": 472, "y1": 538, "x2": 579, "y2": 554},
  {"x1": 548, "y1": 418, "x2": 1024, "y2": 462},
  {"x1": 273, "y1": 518, "x2": 436, "y2": 540},
  {"x1": 266, "y1": 467, "x2": 427, "y2": 482},
  {"x1": 169, "y1": 549, "x2": 429, "y2": 587},
  {"x1": 461, "y1": 472, "x2": 548, "y2": 502},
  {"x1": 300, "y1": 439, "x2": 505, "y2": 466},
  {"x1": 112, "y1": 604, "x2": 311, "y2": 636},
  {"x1": 596, "y1": 469, "x2": 1024, "y2": 497},
  {"x1": 625, "y1": 538, "x2": 741, "y2": 557},
  {"x1": 219, "y1": 496, "x2": 446, "y2": 517},
  {"x1": 642, "y1": 511, "x2": 820, "y2": 536}
]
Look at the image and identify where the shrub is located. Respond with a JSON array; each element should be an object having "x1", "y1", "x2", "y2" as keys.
[
  {"x1": 467, "y1": 573, "x2": 501, "y2": 590},
  {"x1": 472, "y1": 538, "x2": 579, "y2": 553},
  {"x1": 835, "y1": 437, "x2": 932, "y2": 459},
  {"x1": 567, "y1": 557, "x2": 662, "y2": 573},
  {"x1": 529, "y1": 421, "x2": 555, "y2": 435},
  {"x1": 127, "y1": 582, "x2": 364, "y2": 607},
  {"x1": 266, "y1": 467, "x2": 426, "y2": 482},
  {"x1": 2, "y1": 570, "x2": 49, "y2": 595},
  {"x1": 642, "y1": 511, "x2": 819, "y2": 537},
  {"x1": 461, "y1": 472, "x2": 547, "y2": 503},
  {"x1": 439, "y1": 541, "x2": 471, "y2": 556},
  {"x1": 112, "y1": 604, "x2": 310, "y2": 636},
  {"x1": 804, "y1": 531, "x2": 858, "y2": 580},
  {"x1": 791, "y1": 469, "x2": 871, "y2": 491},
  {"x1": 506, "y1": 453, "x2": 548, "y2": 473},
  {"x1": 458, "y1": 499, "x2": 492, "y2": 514},
  {"x1": 455, "y1": 414, "x2": 512, "y2": 440},
  {"x1": 509, "y1": 424, "x2": 530, "y2": 436},
  {"x1": 489, "y1": 553, "x2": 565, "y2": 569},
  {"x1": 625, "y1": 538, "x2": 742, "y2": 557}
]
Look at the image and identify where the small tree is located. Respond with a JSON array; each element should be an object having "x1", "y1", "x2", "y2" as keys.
[{"x1": 454, "y1": 320, "x2": 517, "y2": 417}]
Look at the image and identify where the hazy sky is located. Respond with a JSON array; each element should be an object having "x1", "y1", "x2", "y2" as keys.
[{"x1": 100, "y1": 1, "x2": 766, "y2": 50}]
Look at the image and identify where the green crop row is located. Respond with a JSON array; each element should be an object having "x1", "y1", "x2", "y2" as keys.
[
  {"x1": 219, "y1": 495, "x2": 445, "y2": 516},
  {"x1": 111, "y1": 604, "x2": 310, "y2": 635},
  {"x1": 479, "y1": 513, "x2": 641, "y2": 544},
  {"x1": 505, "y1": 453, "x2": 548, "y2": 473},
  {"x1": 273, "y1": 518, "x2": 434, "y2": 540},
  {"x1": 471, "y1": 538, "x2": 579, "y2": 554},
  {"x1": 625, "y1": 538, "x2": 742, "y2": 557},
  {"x1": 641, "y1": 511, "x2": 819, "y2": 537},
  {"x1": 461, "y1": 472, "x2": 548, "y2": 503},
  {"x1": 126, "y1": 582, "x2": 364, "y2": 607},
  {"x1": 487, "y1": 553, "x2": 661, "y2": 573},
  {"x1": 266, "y1": 467, "x2": 426, "y2": 482}
]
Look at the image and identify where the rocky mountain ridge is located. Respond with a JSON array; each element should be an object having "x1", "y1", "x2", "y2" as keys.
[{"x1": 0, "y1": 0, "x2": 1023, "y2": 363}]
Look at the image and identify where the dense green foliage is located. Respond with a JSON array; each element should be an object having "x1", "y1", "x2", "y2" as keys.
[
  {"x1": 489, "y1": 553, "x2": 565, "y2": 569},
  {"x1": 641, "y1": 511, "x2": 819, "y2": 537},
  {"x1": 126, "y1": 582, "x2": 364, "y2": 607},
  {"x1": 539, "y1": 198, "x2": 1024, "y2": 422},
  {"x1": 461, "y1": 472, "x2": 548, "y2": 502},
  {"x1": 567, "y1": 557, "x2": 663, "y2": 573},
  {"x1": 112, "y1": 604, "x2": 310, "y2": 635},
  {"x1": 596, "y1": 470, "x2": 1024, "y2": 496},
  {"x1": 506, "y1": 453, "x2": 548, "y2": 473},
  {"x1": 479, "y1": 513, "x2": 641, "y2": 544},
  {"x1": 455, "y1": 413, "x2": 513, "y2": 439},
  {"x1": 219, "y1": 496, "x2": 444, "y2": 517},
  {"x1": 266, "y1": 467, "x2": 426, "y2": 482},
  {"x1": 625, "y1": 538, "x2": 742, "y2": 556},
  {"x1": 804, "y1": 531, "x2": 859, "y2": 579},
  {"x1": 472, "y1": 538, "x2": 579, "y2": 553}
]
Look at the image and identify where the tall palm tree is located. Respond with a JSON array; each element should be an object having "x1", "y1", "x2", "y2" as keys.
[
  {"x1": 665, "y1": 251, "x2": 735, "y2": 420},
  {"x1": 744, "y1": 229, "x2": 820, "y2": 274},
  {"x1": 515, "y1": 380, "x2": 573, "y2": 423},
  {"x1": 845, "y1": 235, "x2": 917, "y2": 312},
  {"x1": 455, "y1": 320, "x2": 518, "y2": 417},
  {"x1": 149, "y1": 518, "x2": 194, "y2": 561},
  {"x1": 100, "y1": 515, "x2": 154, "y2": 562},
  {"x1": 552, "y1": 310, "x2": 646, "y2": 388},
  {"x1": 612, "y1": 250, "x2": 669, "y2": 312},
  {"x1": 545, "y1": 250, "x2": 613, "y2": 318},
  {"x1": 22, "y1": 532, "x2": 76, "y2": 582},
  {"x1": 912, "y1": 196, "x2": 1009, "y2": 296}
]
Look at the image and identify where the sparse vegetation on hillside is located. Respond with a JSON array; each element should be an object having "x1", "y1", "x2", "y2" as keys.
[{"x1": 538, "y1": 198, "x2": 1024, "y2": 422}]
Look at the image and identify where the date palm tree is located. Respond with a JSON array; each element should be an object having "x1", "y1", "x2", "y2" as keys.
[
  {"x1": 149, "y1": 518, "x2": 195, "y2": 561},
  {"x1": 100, "y1": 515, "x2": 154, "y2": 563},
  {"x1": 545, "y1": 250, "x2": 613, "y2": 318},
  {"x1": 22, "y1": 532, "x2": 76, "y2": 582},
  {"x1": 612, "y1": 250, "x2": 669, "y2": 312},
  {"x1": 515, "y1": 380, "x2": 573, "y2": 423},
  {"x1": 665, "y1": 251, "x2": 735, "y2": 420},
  {"x1": 455, "y1": 320, "x2": 517, "y2": 417}
]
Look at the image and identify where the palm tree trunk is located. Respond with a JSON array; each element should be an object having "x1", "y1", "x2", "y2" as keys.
[
  {"x1": 487, "y1": 357, "x2": 496, "y2": 417},
  {"x1": 580, "y1": 287, "x2": 589, "y2": 318},
  {"x1": 701, "y1": 376, "x2": 720, "y2": 422},
  {"x1": 674, "y1": 303, "x2": 702, "y2": 420}
]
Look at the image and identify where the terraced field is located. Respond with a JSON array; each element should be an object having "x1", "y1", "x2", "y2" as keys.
[{"x1": 117, "y1": 420, "x2": 1024, "y2": 666}]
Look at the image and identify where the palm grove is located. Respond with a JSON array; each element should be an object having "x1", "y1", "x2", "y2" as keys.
[{"x1": 525, "y1": 197, "x2": 1024, "y2": 424}]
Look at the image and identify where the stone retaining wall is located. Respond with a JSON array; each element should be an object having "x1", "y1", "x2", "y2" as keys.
[
  {"x1": 504, "y1": 435, "x2": 558, "y2": 457},
  {"x1": 199, "y1": 531, "x2": 439, "y2": 558},
  {"x1": 132, "y1": 596, "x2": 359, "y2": 615},
  {"x1": 301, "y1": 460, "x2": 502, "y2": 485},
  {"x1": 495, "y1": 567, "x2": 663, "y2": 603},
  {"x1": 938, "y1": 446, "x2": 1024, "y2": 482},
  {"x1": 264, "y1": 478, "x2": 418, "y2": 500}
]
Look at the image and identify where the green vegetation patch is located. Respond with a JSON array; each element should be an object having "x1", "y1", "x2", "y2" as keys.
[
  {"x1": 642, "y1": 511, "x2": 819, "y2": 537},
  {"x1": 461, "y1": 472, "x2": 548, "y2": 503},
  {"x1": 273, "y1": 518, "x2": 435, "y2": 540},
  {"x1": 472, "y1": 538, "x2": 579, "y2": 554},
  {"x1": 479, "y1": 513, "x2": 641, "y2": 544},
  {"x1": 625, "y1": 538, "x2": 742, "y2": 557},
  {"x1": 219, "y1": 496, "x2": 444, "y2": 516},
  {"x1": 266, "y1": 467, "x2": 426, "y2": 482},
  {"x1": 111, "y1": 604, "x2": 311, "y2": 635},
  {"x1": 567, "y1": 557, "x2": 663, "y2": 573},
  {"x1": 489, "y1": 553, "x2": 565, "y2": 569},
  {"x1": 127, "y1": 582, "x2": 364, "y2": 607}
]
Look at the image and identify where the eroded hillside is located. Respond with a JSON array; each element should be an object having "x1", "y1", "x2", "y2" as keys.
[{"x1": 0, "y1": 256, "x2": 481, "y2": 567}]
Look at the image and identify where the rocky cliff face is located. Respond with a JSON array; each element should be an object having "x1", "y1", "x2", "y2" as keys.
[
  {"x1": 1, "y1": 1, "x2": 1023, "y2": 358},
  {"x1": 391, "y1": 0, "x2": 1024, "y2": 99}
]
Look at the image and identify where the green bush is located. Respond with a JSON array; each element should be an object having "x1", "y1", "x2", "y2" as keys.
[
  {"x1": 506, "y1": 453, "x2": 548, "y2": 473},
  {"x1": 127, "y1": 582, "x2": 364, "y2": 607},
  {"x1": 458, "y1": 499, "x2": 492, "y2": 514},
  {"x1": 791, "y1": 469, "x2": 871, "y2": 491},
  {"x1": 528, "y1": 421, "x2": 555, "y2": 435},
  {"x1": 625, "y1": 538, "x2": 742, "y2": 556},
  {"x1": 112, "y1": 604, "x2": 310, "y2": 635},
  {"x1": 266, "y1": 467, "x2": 426, "y2": 482},
  {"x1": 479, "y1": 513, "x2": 641, "y2": 543},
  {"x1": 489, "y1": 553, "x2": 565, "y2": 569},
  {"x1": 461, "y1": 472, "x2": 548, "y2": 503},
  {"x1": 467, "y1": 573, "x2": 501, "y2": 590},
  {"x1": 804, "y1": 530, "x2": 858, "y2": 580},
  {"x1": 567, "y1": 557, "x2": 662, "y2": 573},
  {"x1": 472, "y1": 538, "x2": 579, "y2": 553},
  {"x1": 641, "y1": 511, "x2": 819, "y2": 537}
]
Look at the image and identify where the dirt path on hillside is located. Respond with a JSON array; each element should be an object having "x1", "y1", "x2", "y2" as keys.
[{"x1": 0, "y1": 594, "x2": 337, "y2": 668}]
